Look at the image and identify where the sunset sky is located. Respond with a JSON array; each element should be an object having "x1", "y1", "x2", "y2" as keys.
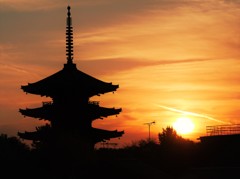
[{"x1": 1, "y1": 0, "x2": 240, "y2": 147}]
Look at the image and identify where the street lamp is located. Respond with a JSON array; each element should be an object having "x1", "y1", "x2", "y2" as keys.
[{"x1": 144, "y1": 121, "x2": 156, "y2": 140}]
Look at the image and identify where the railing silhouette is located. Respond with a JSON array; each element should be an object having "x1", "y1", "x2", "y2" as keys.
[
  {"x1": 206, "y1": 124, "x2": 240, "y2": 136},
  {"x1": 42, "y1": 101, "x2": 53, "y2": 106},
  {"x1": 42, "y1": 101, "x2": 100, "y2": 106},
  {"x1": 101, "y1": 141, "x2": 118, "y2": 148},
  {"x1": 88, "y1": 101, "x2": 99, "y2": 105}
]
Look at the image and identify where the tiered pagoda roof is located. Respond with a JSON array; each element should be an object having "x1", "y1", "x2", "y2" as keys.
[
  {"x1": 21, "y1": 63, "x2": 119, "y2": 98},
  {"x1": 19, "y1": 101, "x2": 121, "y2": 121},
  {"x1": 18, "y1": 6, "x2": 124, "y2": 147},
  {"x1": 18, "y1": 127, "x2": 124, "y2": 143}
]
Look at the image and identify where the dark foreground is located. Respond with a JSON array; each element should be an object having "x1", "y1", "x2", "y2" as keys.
[
  {"x1": 1, "y1": 157, "x2": 240, "y2": 179},
  {"x1": 1, "y1": 133, "x2": 240, "y2": 179},
  {"x1": 2, "y1": 144, "x2": 240, "y2": 179}
]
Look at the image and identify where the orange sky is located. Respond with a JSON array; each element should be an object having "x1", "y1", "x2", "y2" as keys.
[{"x1": 1, "y1": 0, "x2": 240, "y2": 147}]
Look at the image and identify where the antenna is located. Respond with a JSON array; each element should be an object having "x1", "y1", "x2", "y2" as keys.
[
  {"x1": 143, "y1": 121, "x2": 156, "y2": 141},
  {"x1": 66, "y1": 5, "x2": 74, "y2": 64}
]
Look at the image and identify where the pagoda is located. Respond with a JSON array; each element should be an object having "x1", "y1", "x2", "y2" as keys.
[{"x1": 18, "y1": 6, "x2": 124, "y2": 152}]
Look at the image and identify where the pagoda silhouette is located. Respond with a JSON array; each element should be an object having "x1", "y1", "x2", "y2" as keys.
[{"x1": 18, "y1": 6, "x2": 124, "y2": 153}]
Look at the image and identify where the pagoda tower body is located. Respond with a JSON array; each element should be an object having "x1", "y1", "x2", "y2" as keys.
[{"x1": 18, "y1": 6, "x2": 124, "y2": 153}]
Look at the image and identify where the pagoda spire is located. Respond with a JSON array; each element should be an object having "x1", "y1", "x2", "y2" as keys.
[{"x1": 66, "y1": 6, "x2": 73, "y2": 64}]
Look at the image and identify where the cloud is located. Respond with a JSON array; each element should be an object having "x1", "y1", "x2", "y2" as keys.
[
  {"x1": 157, "y1": 105, "x2": 231, "y2": 124},
  {"x1": 0, "y1": 0, "x2": 108, "y2": 12},
  {"x1": 1, "y1": 0, "x2": 240, "y2": 143},
  {"x1": 0, "y1": 0, "x2": 65, "y2": 11},
  {"x1": 0, "y1": 62, "x2": 33, "y2": 75},
  {"x1": 3, "y1": 0, "x2": 240, "y2": 65},
  {"x1": 0, "y1": 0, "x2": 166, "y2": 12},
  {"x1": 78, "y1": 57, "x2": 223, "y2": 76}
]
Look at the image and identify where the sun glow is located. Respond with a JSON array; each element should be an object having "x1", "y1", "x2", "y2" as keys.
[{"x1": 173, "y1": 117, "x2": 195, "y2": 135}]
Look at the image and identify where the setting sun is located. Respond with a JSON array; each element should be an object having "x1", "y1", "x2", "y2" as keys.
[{"x1": 173, "y1": 117, "x2": 195, "y2": 135}]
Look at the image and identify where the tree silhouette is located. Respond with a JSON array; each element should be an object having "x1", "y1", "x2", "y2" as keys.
[
  {"x1": 158, "y1": 126, "x2": 181, "y2": 147},
  {"x1": 158, "y1": 126, "x2": 195, "y2": 153},
  {"x1": 0, "y1": 134, "x2": 29, "y2": 158},
  {"x1": 158, "y1": 126, "x2": 196, "y2": 175},
  {"x1": 0, "y1": 134, "x2": 31, "y2": 176}
]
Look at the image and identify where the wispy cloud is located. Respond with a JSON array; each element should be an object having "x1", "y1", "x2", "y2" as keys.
[
  {"x1": 1, "y1": 0, "x2": 240, "y2": 143},
  {"x1": 0, "y1": 62, "x2": 29, "y2": 74},
  {"x1": 157, "y1": 104, "x2": 231, "y2": 124},
  {"x1": 0, "y1": 0, "x2": 65, "y2": 11},
  {"x1": 1, "y1": 0, "x2": 147, "y2": 12},
  {"x1": 0, "y1": 62, "x2": 41, "y2": 78},
  {"x1": 78, "y1": 57, "x2": 224, "y2": 76}
]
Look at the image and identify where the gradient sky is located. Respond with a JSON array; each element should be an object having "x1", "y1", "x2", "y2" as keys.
[{"x1": 1, "y1": 0, "x2": 240, "y2": 147}]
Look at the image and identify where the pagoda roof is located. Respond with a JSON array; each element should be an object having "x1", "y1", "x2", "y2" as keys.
[
  {"x1": 18, "y1": 125, "x2": 51, "y2": 141},
  {"x1": 18, "y1": 127, "x2": 124, "y2": 142},
  {"x1": 19, "y1": 102, "x2": 122, "y2": 121},
  {"x1": 19, "y1": 105, "x2": 53, "y2": 121},
  {"x1": 87, "y1": 102, "x2": 122, "y2": 120},
  {"x1": 21, "y1": 63, "x2": 119, "y2": 97},
  {"x1": 92, "y1": 128, "x2": 124, "y2": 143}
]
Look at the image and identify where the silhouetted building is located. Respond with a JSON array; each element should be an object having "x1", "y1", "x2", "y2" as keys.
[
  {"x1": 18, "y1": 6, "x2": 124, "y2": 153},
  {"x1": 198, "y1": 124, "x2": 240, "y2": 166},
  {"x1": 198, "y1": 124, "x2": 240, "y2": 144}
]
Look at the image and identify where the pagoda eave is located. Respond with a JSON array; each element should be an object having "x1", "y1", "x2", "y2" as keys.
[
  {"x1": 21, "y1": 85, "x2": 49, "y2": 97},
  {"x1": 21, "y1": 66, "x2": 119, "y2": 97},
  {"x1": 19, "y1": 106, "x2": 53, "y2": 121},
  {"x1": 92, "y1": 128, "x2": 124, "y2": 143},
  {"x1": 89, "y1": 104, "x2": 122, "y2": 119},
  {"x1": 21, "y1": 84, "x2": 119, "y2": 98},
  {"x1": 98, "y1": 108, "x2": 122, "y2": 118},
  {"x1": 19, "y1": 105, "x2": 122, "y2": 121}
]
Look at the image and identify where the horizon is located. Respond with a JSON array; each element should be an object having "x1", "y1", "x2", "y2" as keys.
[{"x1": 1, "y1": 0, "x2": 240, "y2": 147}]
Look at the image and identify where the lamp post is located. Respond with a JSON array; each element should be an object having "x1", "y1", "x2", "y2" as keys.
[{"x1": 144, "y1": 121, "x2": 155, "y2": 140}]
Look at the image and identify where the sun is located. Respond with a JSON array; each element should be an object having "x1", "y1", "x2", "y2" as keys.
[{"x1": 173, "y1": 117, "x2": 195, "y2": 135}]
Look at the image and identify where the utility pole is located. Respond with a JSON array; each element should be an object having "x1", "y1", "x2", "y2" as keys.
[{"x1": 144, "y1": 121, "x2": 155, "y2": 140}]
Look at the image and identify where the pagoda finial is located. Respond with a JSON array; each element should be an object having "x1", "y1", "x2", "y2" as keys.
[{"x1": 66, "y1": 6, "x2": 73, "y2": 64}]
